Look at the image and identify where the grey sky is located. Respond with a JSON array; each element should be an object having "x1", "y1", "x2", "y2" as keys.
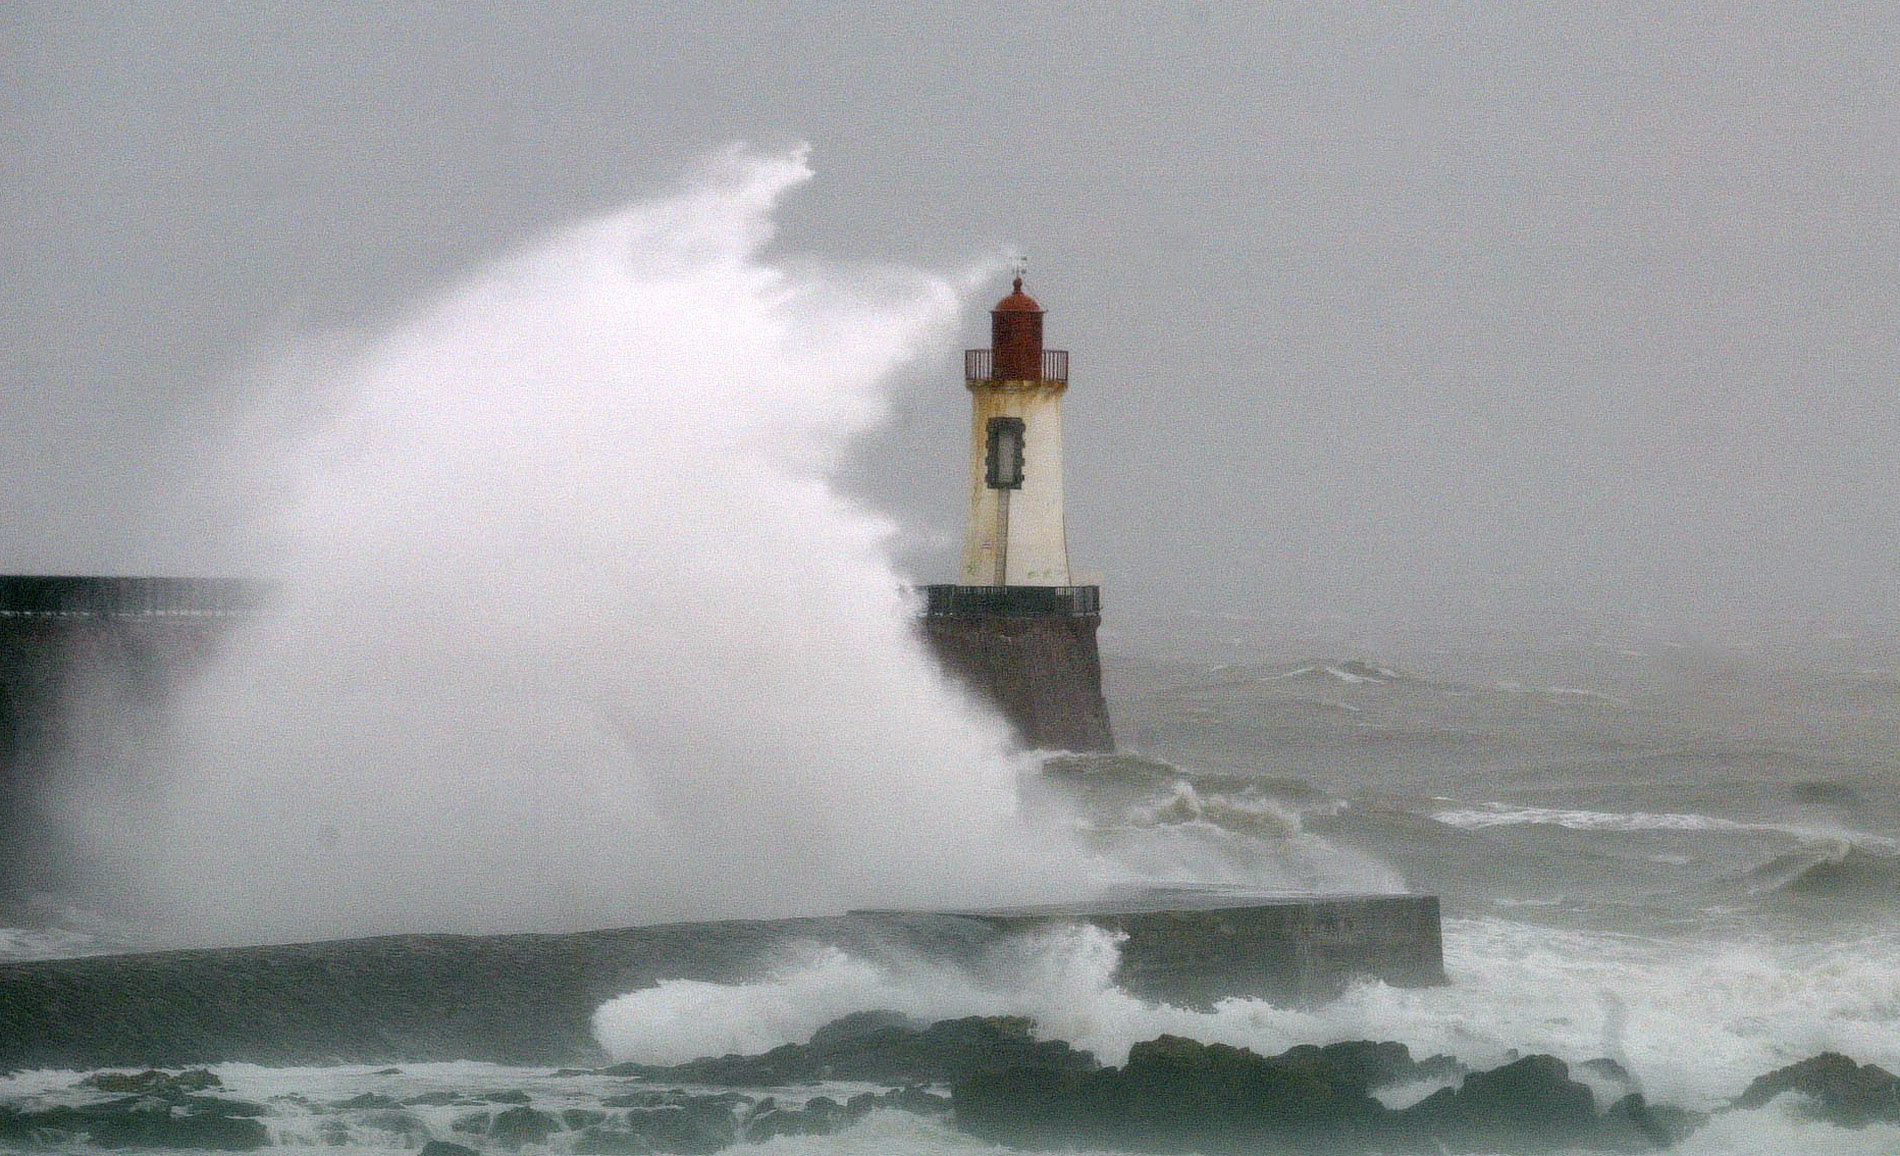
[{"x1": 5, "y1": 3, "x2": 1898, "y2": 641}]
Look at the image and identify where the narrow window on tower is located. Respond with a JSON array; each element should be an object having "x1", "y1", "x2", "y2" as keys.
[{"x1": 985, "y1": 417, "x2": 1025, "y2": 489}]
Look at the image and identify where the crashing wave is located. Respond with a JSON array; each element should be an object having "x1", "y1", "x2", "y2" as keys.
[{"x1": 1742, "y1": 841, "x2": 1900, "y2": 901}]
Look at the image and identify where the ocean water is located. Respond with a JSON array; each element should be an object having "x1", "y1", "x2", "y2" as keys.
[
  {"x1": 8, "y1": 637, "x2": 1897, "y2": 1154},
  {"x1": 4, "y1": 148, "x2": 1898, "y2": 1152},
  {"x1": 582, "y1": 637, "x2": 1896, "y2": 1151}
]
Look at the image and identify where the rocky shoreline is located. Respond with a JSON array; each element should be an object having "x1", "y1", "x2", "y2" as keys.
[{"x1": 1, "y1": 1014, "x2": 1895, "y2": 1153}]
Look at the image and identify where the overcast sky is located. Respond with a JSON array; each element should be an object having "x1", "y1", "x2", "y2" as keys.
[{"x1": 6, "y1": 3, "x2": 1898, "y2": 642}]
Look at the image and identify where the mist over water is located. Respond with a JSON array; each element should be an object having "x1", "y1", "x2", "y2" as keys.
[{"x1": 77, "y1": 145, "x2": 1103, "y2": 946}]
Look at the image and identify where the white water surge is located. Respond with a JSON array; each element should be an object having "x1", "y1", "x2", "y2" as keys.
[
  {"x1": 594, "y1": 916, "x2": 1900, "y2": 1132},
  {"x1": 74, "y1": 145, "x2": 1100, "y2": 945}
]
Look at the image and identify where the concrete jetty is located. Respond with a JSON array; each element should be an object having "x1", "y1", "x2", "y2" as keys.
[
  {"x1": 0, "y1": 893, "x2": 1442, "y2": 1070},
  {"x1": 0, "y1": 576, "x2": 258, "y2": 907}
]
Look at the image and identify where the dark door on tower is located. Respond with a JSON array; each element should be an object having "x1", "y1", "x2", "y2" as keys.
[{"x1": 985, "y1": 417, "x2": 1024, "y2": 489}]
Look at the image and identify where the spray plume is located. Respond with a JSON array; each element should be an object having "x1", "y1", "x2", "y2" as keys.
[{"x1": 89, "y1": 145, "x2": 1091, "y2": 945}]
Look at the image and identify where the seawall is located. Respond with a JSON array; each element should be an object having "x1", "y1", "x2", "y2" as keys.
[
  {"x1": 0, "y1": 895, "x2": 1443, "y2": 1069},
  {"x1": 0, "y1": 577, "x2": 256, "y2": 907}
]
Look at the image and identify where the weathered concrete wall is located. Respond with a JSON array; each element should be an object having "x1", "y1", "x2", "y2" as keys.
[
  {"x1": 0, "y1": 895, "x2": 1444, "y2": 1069},
  {"x1": 973, "y1": 893, "x2": 1446, "y2": 1007},
  {"x1": 0, "y1": 578, "x2": 253, "y2": 910},
  {"x1": 922, "y1": 611, "x2": 1114, "y2": 752}
]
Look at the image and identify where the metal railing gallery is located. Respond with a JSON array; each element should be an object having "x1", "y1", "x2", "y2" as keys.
[
  {"x1": 919, "y1": 584, "x2": 1101, "y2": 618},
  {"x1": 964, "y1": 348, "x2": 1069, "y2": 383}
]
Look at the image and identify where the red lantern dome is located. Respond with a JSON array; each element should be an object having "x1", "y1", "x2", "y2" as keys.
[{"x1": 990, "y1": 277, "x2": 1045, "y2": 380}]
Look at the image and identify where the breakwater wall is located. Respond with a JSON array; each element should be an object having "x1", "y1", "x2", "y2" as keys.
[
  {"x1": 0, "y1": 895, "x2": 1442, "y2": 1070},
  {"x1": 0, "y1": 577, "x2": 257, "y2": 906}
]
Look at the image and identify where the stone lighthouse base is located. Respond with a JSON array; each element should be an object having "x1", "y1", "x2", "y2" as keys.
[{"x1": 919, "y1": 585, "x2": 1113, "y2": 752}]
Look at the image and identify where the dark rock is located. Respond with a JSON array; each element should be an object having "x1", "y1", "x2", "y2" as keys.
[
  {"x1": 874, "y1": 1085, "x2": 952, "y2": 1115},
  {"x1": 482, "y1": 1089, "x2": 534, "y2": 1104},
  {"x1": 741, "y1": 1095, "x2": 839, "y2": 1142},
  {"x1": 451, "y1": 1110, "x2": 491, "y2": 1134},
  {"x1": 1428, "y1": 1053, "x2": 1598, "y2": 1145},
  {"x1": 489, "y1": 1106, "x2": 558, "y2": 1148},
  {"x1": 358, "y1": 1109, "x2": 427, "y2": 1136},
  {"x1": 1276, "y1": 1039, "x2": 1454, "y2": 1096},
  {"x1": 333, "y1": 1092, "x2": 404, "y2": 1109},
  {"x1": 79, "y1": 1068, "x2": 223, "y2": 1096},
  {"x1": 1735, "y1": 1052, "x2": 1900, "y2": 1127},
  {"x1": 418, "y1": 1142, "x2": 482, "y2": 1156},
  {"x1": 953, "y1": 1064, "x2": 1102, "y2": 1148},
  {"x1": 806, "y1": 1009, "x2": 922, "y2": 1050},
  {"x1": 404, "y1": 1090, "x2": 464, "y2": 1106},
  {"x1": 1600, "y1": 1092, "x2": 1705, "y2": 1151},
  {"x1": 1118, "y1": 1033, "x2": 1397, "y2": 1144},
  {"x1": 553, "y1": 1068, "x2": 596, "y2": 1077},
  {"x1": 563, "y1": 1108, "x2": 609, "y2": 1129},
  {"x1": 956, "y1": 1033, "x2": 1399, "y2": 1151},
  {"x1": 573, "y1": 1128, "x2": 654, "y2": 1154},
  {"x1": 371, "y1": 1067, "x2": 404, "y2": 1076},
  {"x1": 622, "y1": 1101, "x2": 739, "y2": 1154},
  {"x1": 205, "y1": 1097, "x2": 270, "y2": 1117},
  {"x1": 634, "y1": 1013, "x2": 1094, "y2": 1087},
  {"x1": 956, "y1": 1035, "x2": 1680, "y2": 1153},
  {"x1": 0, "y1": 1094, "x2": 271, "y2": 1151}
]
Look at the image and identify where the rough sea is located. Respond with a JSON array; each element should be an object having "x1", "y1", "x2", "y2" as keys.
[
  {"x1": 5, "y1": 623, "x2": 1898, "y2": 1155},
  {"x1": 3, "y1": 147, "x2": 1896, "y2": 1154}
]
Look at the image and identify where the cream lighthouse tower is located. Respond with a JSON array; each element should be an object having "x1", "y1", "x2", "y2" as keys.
[
  {"x1": 920, "y1": 273, "x2": 1113, "y2": 752},
  {"x1": 959, "y1": 275, "x2": 1073, "y2": 587}
]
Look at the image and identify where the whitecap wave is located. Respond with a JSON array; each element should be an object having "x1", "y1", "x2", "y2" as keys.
[
  {"x1": 1431, "y1": 805, "x2": 1762, "y2": 833},
  {"x1": 0, "y1": 926, "x2": 99, "y2": 962},
  {"x1": 1027, "y1": 766, "x2": 1403, "y2": 896},
  {"x1": 1260, "y1": 659, "x2": 1402, "y2": 685},
  {"x1": 592, "y1": 923, "x2": 1134, "y2": 1066},
  {"x1": 1429, "y1": 805, "x2": 1900, "y2": 861}
]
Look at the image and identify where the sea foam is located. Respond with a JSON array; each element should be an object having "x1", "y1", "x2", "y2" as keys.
[{"x1": 594, "y1": 915, "x2": 1900, "y2": 1114}]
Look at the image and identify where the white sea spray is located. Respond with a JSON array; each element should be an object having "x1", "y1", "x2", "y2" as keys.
[{"x1": 65, "y1": 145, "x2": 1101, "y2": 946}]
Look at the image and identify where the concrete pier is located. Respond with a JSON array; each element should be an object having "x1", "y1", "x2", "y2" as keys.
[
  {"x1": 0, "y1": 893, "x2": 1442, "y2": 1069},
  {"x1": 0, "y1": 577, "x2": 257, "y2": 906}
]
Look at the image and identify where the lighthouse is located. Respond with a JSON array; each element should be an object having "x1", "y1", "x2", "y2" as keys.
[
  {"x1": 920, "y1": 276, "x2": 1113, "y2": 752},
  {"x1": 960, "y1": 277, "x2": 1073, "y2": 587}
]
